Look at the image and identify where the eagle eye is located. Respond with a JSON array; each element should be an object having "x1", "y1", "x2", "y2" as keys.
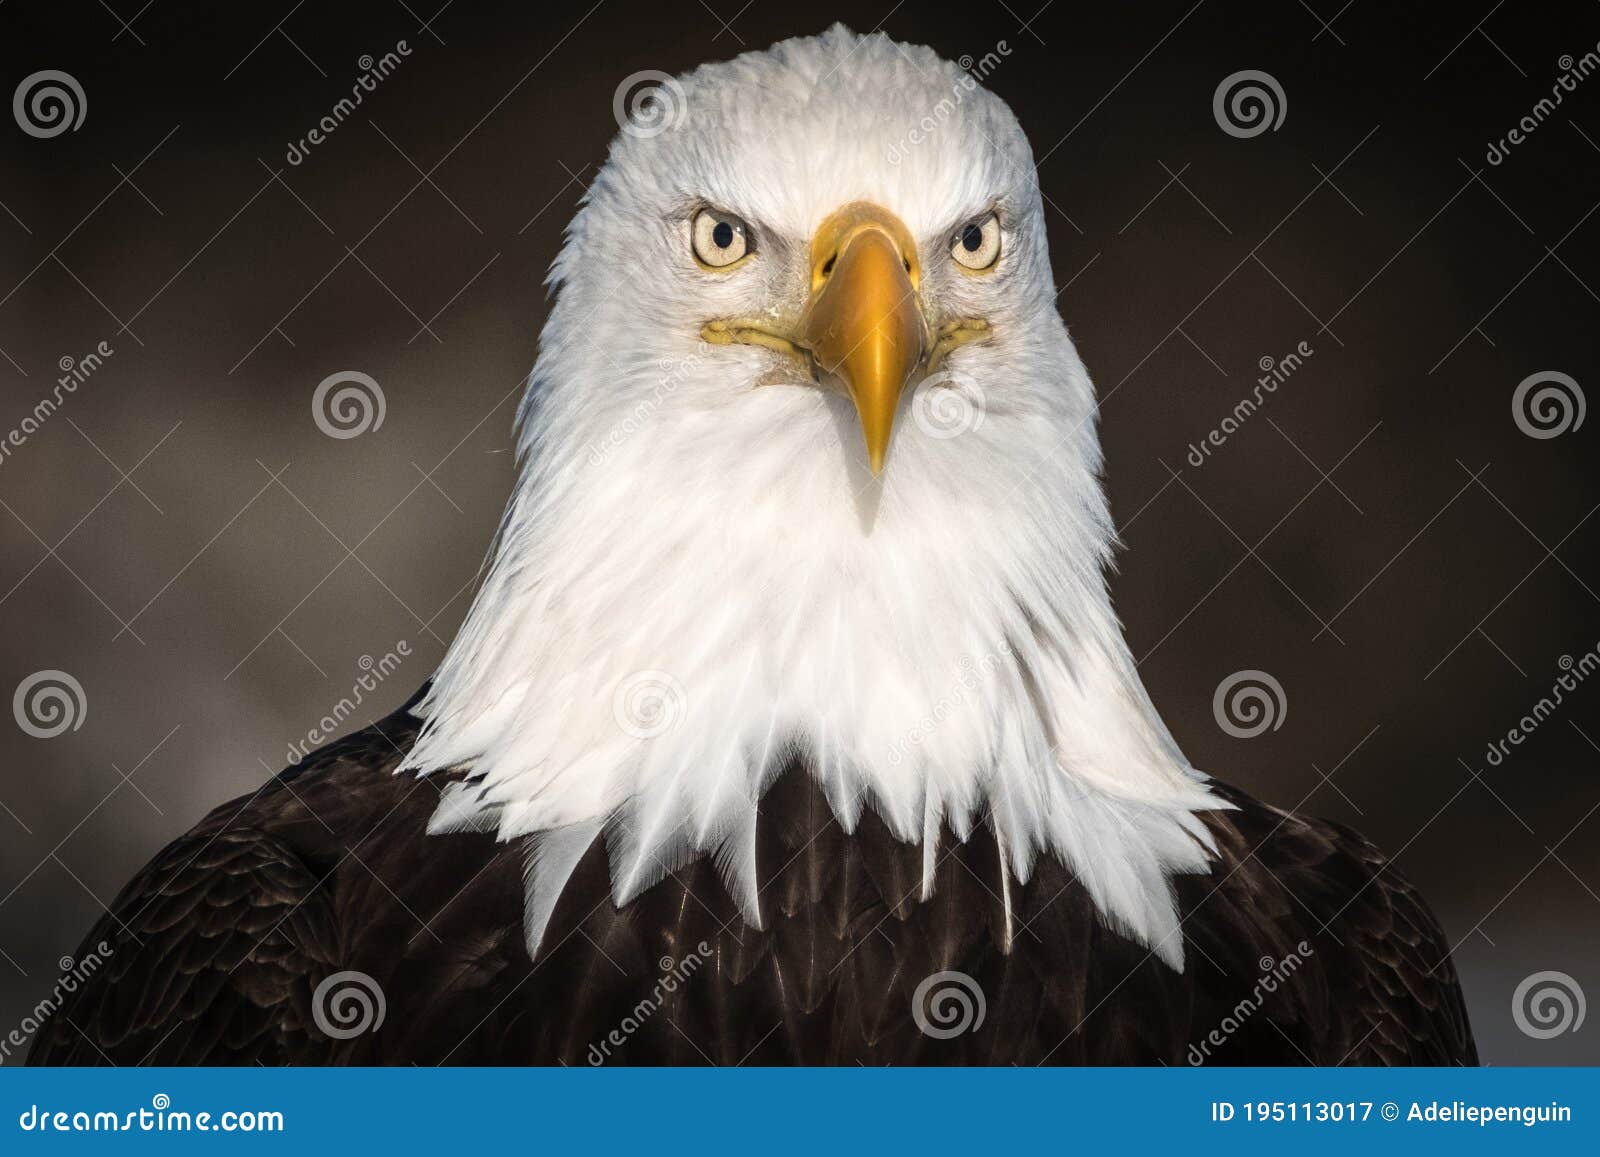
[
  {"x1": 691, "y1": 208, "x2": 754, "y2": 270},
  {"x1": 950, "y1": 212, "x2": 1001, "y2": 272}
]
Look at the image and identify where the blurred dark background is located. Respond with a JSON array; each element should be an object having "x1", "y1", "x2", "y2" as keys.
[{"x1": 1, "y1": 0, "x2": 1596, "y2": 1064}]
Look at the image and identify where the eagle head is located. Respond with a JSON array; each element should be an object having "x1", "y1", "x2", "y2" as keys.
[{"x1": 403, "y1": 26, "x2": 1222, "y2": 970}]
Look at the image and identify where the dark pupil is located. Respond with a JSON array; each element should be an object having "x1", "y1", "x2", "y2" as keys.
[
  {"x1": 712, "y1": 221, "x2": 735, "y2": 249},
  {"x1": 961, "y1": 223, "x2": 984, "y2": 252}
]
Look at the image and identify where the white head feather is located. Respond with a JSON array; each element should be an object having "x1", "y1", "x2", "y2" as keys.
[{"x1": 403, "y1": 25, "x2": 1223, "y2": 971}]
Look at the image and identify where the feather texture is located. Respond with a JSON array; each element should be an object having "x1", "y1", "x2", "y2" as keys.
[{"x1": 29, "y1": 702, "x2": 1476, "y2": 1065}]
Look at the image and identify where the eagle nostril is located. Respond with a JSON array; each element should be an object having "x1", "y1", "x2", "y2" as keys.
[{"x1": 820, "y1": 253, "x2": 837, "y2": 278}]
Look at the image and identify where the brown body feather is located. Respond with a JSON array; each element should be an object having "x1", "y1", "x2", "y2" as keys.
[{"x1": 29, "y1": 692, "x2": 1475, "y2": 1066}]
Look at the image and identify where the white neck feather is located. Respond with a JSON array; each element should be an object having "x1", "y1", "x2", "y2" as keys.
[{"x1": 403, "y1": 329, "x2": 1222, "y2": 972}]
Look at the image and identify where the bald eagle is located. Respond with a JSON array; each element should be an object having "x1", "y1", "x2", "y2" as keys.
[{"x1": 31, "y1": 27, "x2": 1473, "y2": 1066}]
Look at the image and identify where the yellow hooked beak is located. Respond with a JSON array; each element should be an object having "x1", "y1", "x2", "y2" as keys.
[{"x1": 799, "y1": 203, "x2": 928, "y2": 474}]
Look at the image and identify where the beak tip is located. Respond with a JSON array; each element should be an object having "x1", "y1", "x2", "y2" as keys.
[{"x1": 862, "y1": 428, "x2": 890, "y2": 475}]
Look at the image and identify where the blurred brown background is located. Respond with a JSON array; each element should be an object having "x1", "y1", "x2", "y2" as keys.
[{"x1": 1, "y1": 0, "x2": 1596, "y2": 1063}]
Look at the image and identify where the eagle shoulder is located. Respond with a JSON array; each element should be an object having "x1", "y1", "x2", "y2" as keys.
[
  {"x1": 26, "y1": 824, "x2": 339, "y2": 1064},
  {"x1": 1186, "y1": 781, "x2": 1477, "y2": 1065},
  {"x1": 27, "y1": 707, "x2": 431, "y2": 1065}
]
